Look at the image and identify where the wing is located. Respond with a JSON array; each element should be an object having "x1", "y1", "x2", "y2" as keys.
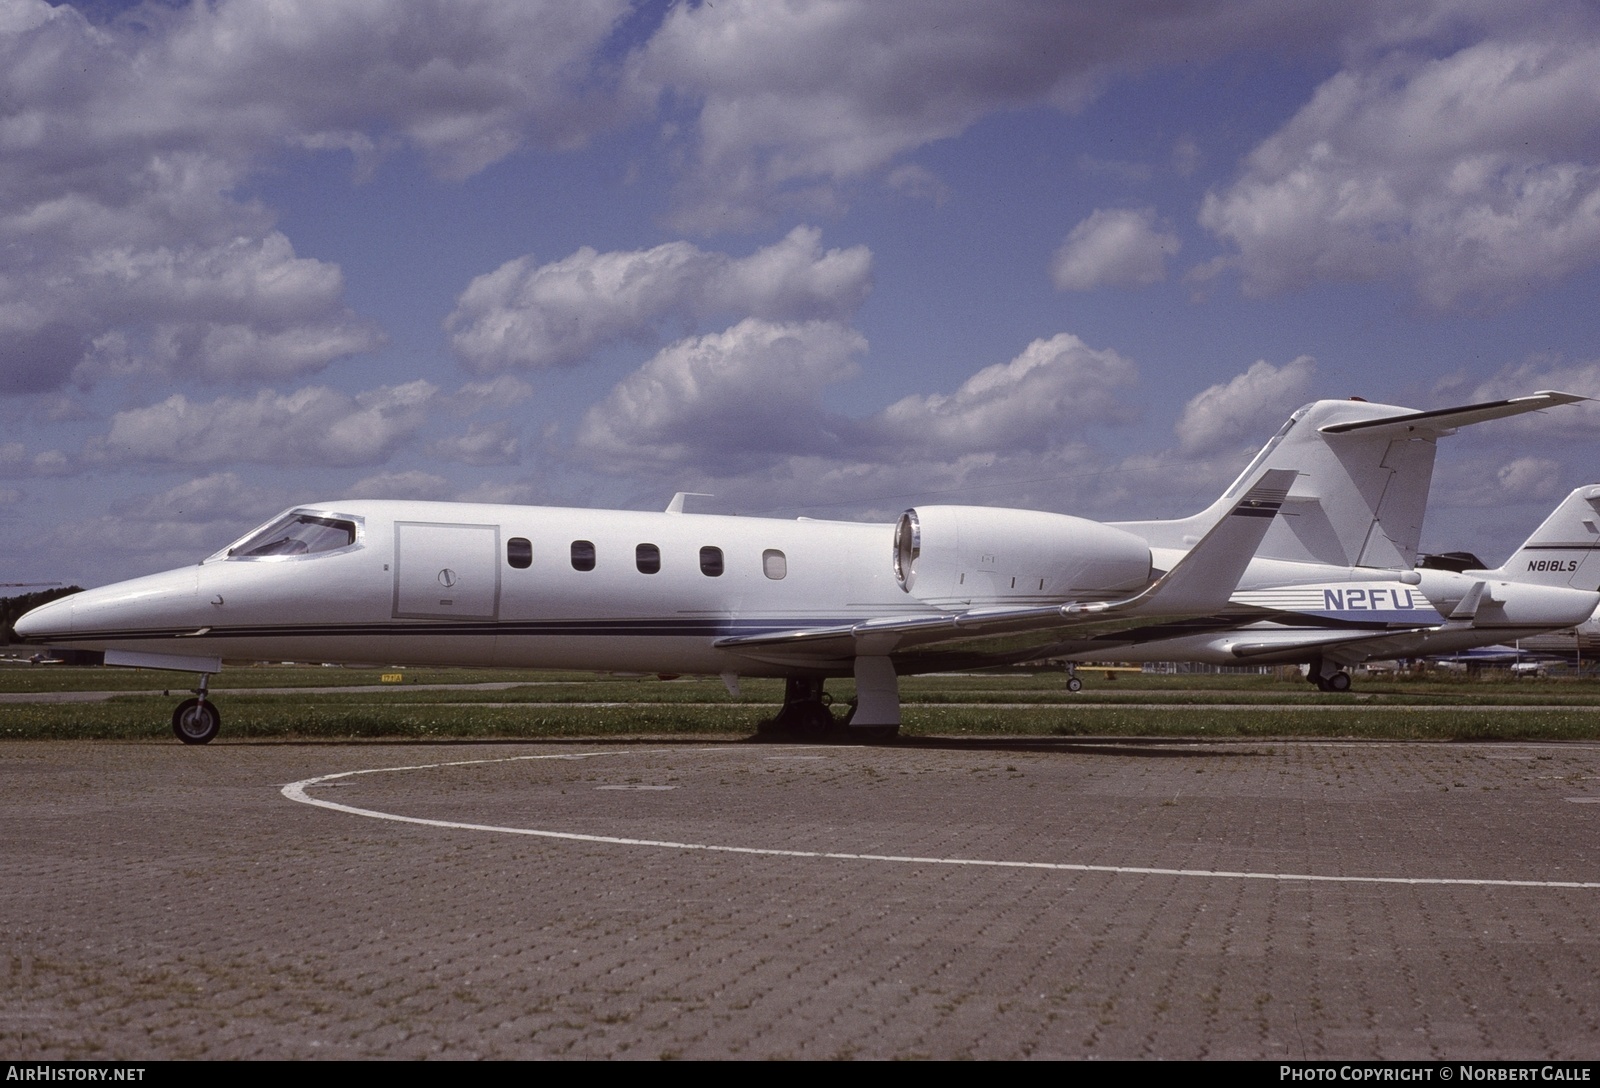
[{"x1": 717, "y1": 469, "x2": 1297, "y2": 670}]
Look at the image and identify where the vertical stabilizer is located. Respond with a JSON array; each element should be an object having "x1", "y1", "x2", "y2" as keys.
[
  {"x1": 1489, "y1": 485, "x2": 1600, "y2": 590},
  {"x1": 1115, "y1": 391, "x2": 1585, "y2": 569}
]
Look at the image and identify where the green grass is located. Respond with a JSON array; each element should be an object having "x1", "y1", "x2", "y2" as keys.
[
  {"x1": 0, "y1": 698, "x2": 760, "y2": 741},
  {"x1": 1, "y1": 665, "x2": 1597, "y2": 742}
]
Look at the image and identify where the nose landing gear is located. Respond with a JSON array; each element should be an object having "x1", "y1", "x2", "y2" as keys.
[{"x1": 171, "y1": 674, "x2": 221, "y2": 744}]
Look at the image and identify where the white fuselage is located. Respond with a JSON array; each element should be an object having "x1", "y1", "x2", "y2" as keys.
[
  {"x1": 19, "y1": 501, "x2": 919, "y2": 677},
  {"x1": 17, "y1": 499, "x2": 1600, "y2": 679}
]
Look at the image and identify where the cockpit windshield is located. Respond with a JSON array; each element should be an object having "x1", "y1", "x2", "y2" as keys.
[{"x1": 225, "y1": 512, "x2": 360, "y2": 560}]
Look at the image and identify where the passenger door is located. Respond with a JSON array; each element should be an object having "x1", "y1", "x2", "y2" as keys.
[{"x1": 392, "y1": 521, "x2": 500, "y2": 620}]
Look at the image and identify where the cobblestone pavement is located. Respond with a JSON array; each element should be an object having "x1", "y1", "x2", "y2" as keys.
[{"x1": 3, "y1": 737, "x2": 1599, "y2": 1060}]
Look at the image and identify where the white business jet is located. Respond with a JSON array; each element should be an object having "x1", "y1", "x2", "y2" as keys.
[{"x1": 12, "y1": 391, "x2": 1592, "y2": 742}]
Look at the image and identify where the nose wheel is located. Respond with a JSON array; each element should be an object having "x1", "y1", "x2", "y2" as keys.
[
  {"x1": 171, "y1": 673, "x2": 220, "y2": 744},
  {"x1": 172, "y1": 699, "x2": 221, "y2": 744}
]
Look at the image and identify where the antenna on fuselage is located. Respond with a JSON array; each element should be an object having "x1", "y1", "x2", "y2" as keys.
[{"x1": 665, "y1": 492, "x2": 713, "y2": 514}]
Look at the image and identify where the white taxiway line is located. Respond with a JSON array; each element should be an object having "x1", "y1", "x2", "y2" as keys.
[{"x1": 280, "y1": 748, "x2": 1600, "y2": 891}]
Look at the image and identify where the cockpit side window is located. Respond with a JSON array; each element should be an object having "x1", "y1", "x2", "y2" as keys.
[{"x1": 228, "y1": 513, "x2": 358, "y2": 559}]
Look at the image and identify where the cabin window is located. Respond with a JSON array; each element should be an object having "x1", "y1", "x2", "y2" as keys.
[
  {"x1": 636, "y1": 543, "x2": 661, "y2": 574},
  {"x1": 571, "y1": 540, "x2": 596, "y2": 571},
  {"x1": 699, "y1": 546, "x2": 724, "y2": 577},
  {"x1": 762, "y1": 548, "x2": 787, "y2": 580},
  {"x1": 507, "y1": 538, "x2": 532, "y2": 569},
  {"x1": 229, "y1": 513, "x2": 357, "y2": 558}
]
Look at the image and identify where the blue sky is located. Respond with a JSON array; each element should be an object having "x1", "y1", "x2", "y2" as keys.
[{"x1": 4, "y1": 0, "x2": 1600, "y2": 587}]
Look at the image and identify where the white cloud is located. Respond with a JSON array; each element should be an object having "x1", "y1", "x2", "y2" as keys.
[
  {"x1": 628, "y1": 0, "x2": 1433, "y2": 229},
  {"x1": 1174, "y1": 356, "x2": 1317, "y2": 456},
  {"x1": 1459, "y1": 359, "x2": 1600, "y2": 402},
  {"x1": 1496, "y1": 456, "x2": 1564, "y2": 501},
  {"x1": 456, "y1": 479, "x2": 546, "y2": 506},
  {"x1": 883, "y1": 163, "x2": 950, "y2": 204},
  {"x1": 874, "y1": 334, "x2": 1139, "y2": 455},
  {"x1": 0, "y1": 0, "x2": 631, "y2": 394},
  {"x1": 116, "y1": 0, "x2": 631, "y2": 180},
  {"x1": 576, "y1": 318, "x2": 866, "y2": 470},
  {"x1": 576, "y1": 327, "x2": 1144, "y2": 516},
  {"x1": 429, "y1": 421, "x2": 521, "y2": 466},
  {"x1": 1428, "y1": 451, "x2": 1576, "y2": 518},
  {"x1": 92, "y1": 381, "x2": 438, "y2": 466},
  {"x1": 346, "y1": 470, "x2": 455, "y2": 501},
  {"x1": 113, "y1": 472, "x2": 290, "y2": 525},
  {"x1": 445, "y1": 376, "x2": 536, "y2": 417},
  {"x1": 446, "y1": 226, "x2": 872, "y2": 371},
  {"x1": 0, "y1": 441, "x2": 74, "y2": 478},
  {"x1": 1201, "y1": 29, "x2": 1600, "y2": 310},
  {"x1": 26, "y1": 472, "x2": 303, "y2": 573},
  {"x1": 1051, "y1": 208, "x2": 1180, "y2": 291}
]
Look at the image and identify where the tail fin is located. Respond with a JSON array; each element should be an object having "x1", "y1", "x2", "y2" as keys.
[
  {"x1": 1116, "y1": 390, "x2": 1585, "y2": 569},
  {"x1": 1488, "y1": 485, "x2": 1600, "y2": 590}
]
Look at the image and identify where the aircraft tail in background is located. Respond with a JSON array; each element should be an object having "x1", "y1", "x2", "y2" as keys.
[{"x1": 1488, "y1": 485, "x2": 1600, "y2": 590}]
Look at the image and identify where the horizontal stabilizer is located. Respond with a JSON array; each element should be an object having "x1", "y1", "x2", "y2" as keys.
[
  {"x1": 1446, "y1": 581, "x2": 1486, "y2": 623},
  {"x1": 1319, "y1": 390, "x2": 1586, "y2": 437}
]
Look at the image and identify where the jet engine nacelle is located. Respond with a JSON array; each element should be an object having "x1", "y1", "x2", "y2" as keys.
[{"x1": 894, "y1": 505, "x2": 1152, "y2": 606}]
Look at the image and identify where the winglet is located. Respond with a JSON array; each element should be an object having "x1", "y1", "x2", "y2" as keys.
[{"x1": 1133, "y1": 468, "x2": 1296, "y2": 614}]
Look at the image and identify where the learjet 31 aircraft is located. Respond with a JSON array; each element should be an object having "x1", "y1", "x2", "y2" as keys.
[{"x1": 14, "y1": 390, "x2": 1597, "y2": 743}]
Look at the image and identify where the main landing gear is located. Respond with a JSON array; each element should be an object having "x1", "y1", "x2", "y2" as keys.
[
  {"x1": 757, "y1": 677, "x2": 839, "y2": 736},
  {"x1": 171, "y1": 674, "x2": 221, "y2": 744},
  {"x1": 1307, "y1": 659, "x2": 1353, "y2": 693},
  {"x1": 755, "y1": 670, "x2": 901, "y2": 743}
]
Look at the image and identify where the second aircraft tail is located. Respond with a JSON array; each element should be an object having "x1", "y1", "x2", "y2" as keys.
[{"x1": 1484, "y1": 485, "x2": 1600, "y2": 590}]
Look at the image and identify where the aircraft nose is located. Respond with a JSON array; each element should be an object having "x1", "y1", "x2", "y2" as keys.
[{"x1": 13, "y1": 595, "x2": 74, "y2": 642}]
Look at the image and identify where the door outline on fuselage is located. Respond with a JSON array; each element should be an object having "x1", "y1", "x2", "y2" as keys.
[{"x1": 392, "y1": 521, "x2": 502, "y2": 621}]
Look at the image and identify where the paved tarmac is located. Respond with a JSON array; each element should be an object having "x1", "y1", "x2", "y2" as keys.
[{"x1": 3, "y1": 736, "x2": 1599, "y2": 1060}]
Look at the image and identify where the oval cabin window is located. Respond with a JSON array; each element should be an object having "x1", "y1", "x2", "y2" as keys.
[
  {"x1": 636, "y1": 543, "x2": 661, "y2": 574},
  {"x1": 570, "y1": 540, "x2": 596, "y2": 571},
  {"x1": 762, "y1": 548, "x2": 787, "y2": 580},
  {"x1": 507, "y1": 538, "x2": 532, "y2": 569}
]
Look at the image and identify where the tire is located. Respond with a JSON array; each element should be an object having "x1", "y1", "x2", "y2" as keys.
[
  {"x1": 1325, "y1": 671, "x2": 1352, "y2": 693},
  {"x1": 172, "y1": 699, "x2": 221, "y2": 745},
  {"x1": 1066, "y1": 677, "x2": 1083, "y2": 693}
]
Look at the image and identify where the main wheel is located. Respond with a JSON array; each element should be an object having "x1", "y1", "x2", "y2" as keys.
[
  {"x1": 1325, "y1": 671, "x2": 1352, "y2": 693},
  {"x1": 1066, "y1": 677, "x2": 1083, "y2": 693},
  {"x1": 172, "y1": 699, "x2": 221, "y2": 745}
]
